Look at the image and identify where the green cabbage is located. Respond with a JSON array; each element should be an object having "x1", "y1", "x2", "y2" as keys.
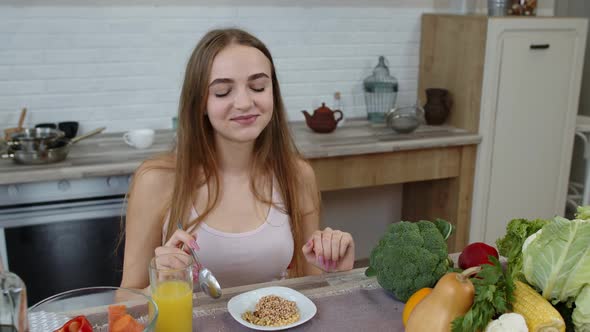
[
  {"x1": 522, "y1": 215, "x2": 590, "y2": 332},
  {"x1": 574, "y1": 207, "x2": 590, "y2": 332},
  {"x1": 576, "y1": 206, "x2": 590, "y2": 220},
  {"x1": 573, "y1": 285, "x2": 590, "y2": 332},
  {"x1": 521, "y1": 216, "x2": 590, "y2": 305},
  {"x1": 496, "y1": 218, "x2": 548, "y2": 282}
]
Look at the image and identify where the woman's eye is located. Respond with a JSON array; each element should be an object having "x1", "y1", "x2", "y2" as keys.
[
  {"x1": 215, "y1": 90, "x2": 230, "y2": 97},
  {"x1": 251, "y1": 87, "x2": 265, "y2": 92}
]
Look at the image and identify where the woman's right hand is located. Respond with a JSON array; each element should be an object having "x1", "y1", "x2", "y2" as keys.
[{"x1": 154, "y1": 229, "x2": 200, "y2": 273}]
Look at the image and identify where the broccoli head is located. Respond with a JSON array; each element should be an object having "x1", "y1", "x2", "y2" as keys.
[{"x1": 367, "y1": 219, "x2": 452, "y2": 302}]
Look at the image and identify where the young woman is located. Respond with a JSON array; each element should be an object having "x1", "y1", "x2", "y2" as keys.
[{"x1": 120, "y1": 28, "x2": 355, "y2": 290}]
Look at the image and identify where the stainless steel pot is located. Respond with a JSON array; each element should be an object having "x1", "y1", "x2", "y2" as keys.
[
  {"x1": 6, "y1": 127, "x2": 65, "y2": 152},
  {"x1": 1, "y1": 127, "x2": 106, "y2": 165}
]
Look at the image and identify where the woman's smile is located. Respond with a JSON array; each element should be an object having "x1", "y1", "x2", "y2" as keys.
[{"x1": 231, "y1": 114, "x2": 259, "y2": 125}]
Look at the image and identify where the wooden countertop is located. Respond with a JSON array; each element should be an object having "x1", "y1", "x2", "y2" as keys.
[
  {"x1": 0, "y1": 120, "x2": 480, "y2": 185},
  {"x1": 292, "y1": 120, "x2": 480, "y2": 158}
]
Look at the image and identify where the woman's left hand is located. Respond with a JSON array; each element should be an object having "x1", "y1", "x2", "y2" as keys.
[{"x1": 302, "y1": 227, "x2": 355, "y2": 272}]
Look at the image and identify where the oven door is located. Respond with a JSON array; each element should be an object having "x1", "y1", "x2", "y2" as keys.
[{"x1": 0, "y1": 196, "x2": 126, "y2": 305}]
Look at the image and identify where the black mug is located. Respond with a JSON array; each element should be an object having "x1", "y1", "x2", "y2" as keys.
[{"x1": 58, "y1": 122, "x2": 79, "y2": 139}]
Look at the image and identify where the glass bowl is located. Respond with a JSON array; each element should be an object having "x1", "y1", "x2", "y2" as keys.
[
  {"x1": 28, "y1": 286, "x2": 158, "y2": 332},
  {"x1": 386, "y1": 105, "x2": 425, "y2": 134}
]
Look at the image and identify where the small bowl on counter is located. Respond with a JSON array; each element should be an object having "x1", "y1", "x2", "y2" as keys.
[{"x1": 385, "y1": 105, "x2": 425, "y2": 134}]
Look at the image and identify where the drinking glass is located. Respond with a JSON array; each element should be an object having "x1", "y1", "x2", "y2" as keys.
[
  {"x1": 0, "y1": 271, "x2": 27, "y2": 332},
  {"x1": 149, "y1": 253, "x2": 193, "y2": 332}
]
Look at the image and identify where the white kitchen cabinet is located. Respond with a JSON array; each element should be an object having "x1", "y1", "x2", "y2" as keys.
[
  {"x1": 419, "y1": 15, "x2": 588, "y2": 244},
  {"x1": 477, "y1": 18, "x2": 587, "y2": 244}
]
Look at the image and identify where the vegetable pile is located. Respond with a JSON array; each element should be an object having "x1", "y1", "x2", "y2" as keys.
[
  {"x1": 366, "y1": 205, "x2": 590, "y2": 332},
  {"x1": 520, "y1": 209, "x2": 589, "y2": 331}
]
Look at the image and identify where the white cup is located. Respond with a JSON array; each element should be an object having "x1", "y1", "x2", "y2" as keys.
[{"x1": 123, "y1": 129, "x2": 155, "y2": 149}]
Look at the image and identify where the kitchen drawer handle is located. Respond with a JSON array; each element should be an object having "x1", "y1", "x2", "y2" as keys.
[{"x1": 530, "y1": 44, "x2": 550, "y2": 50}]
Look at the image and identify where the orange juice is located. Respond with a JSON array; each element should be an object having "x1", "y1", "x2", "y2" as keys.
[{"x1": 152, "y1": 280, "x2": 193, "y2": 332}]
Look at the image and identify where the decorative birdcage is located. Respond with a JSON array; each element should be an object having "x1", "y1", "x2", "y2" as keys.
[{"x1": 363, "y1": 56, "x2": 398, "y2": 124}]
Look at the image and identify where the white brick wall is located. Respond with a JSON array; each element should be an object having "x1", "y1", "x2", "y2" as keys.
[{"x1": 0, "y1": 1, "x2": 553, "y2": 133}]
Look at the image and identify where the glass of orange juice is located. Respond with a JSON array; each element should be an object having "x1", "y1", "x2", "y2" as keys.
[{"x1": 149, "y1": 253, "x2": 194, "y2": 332}]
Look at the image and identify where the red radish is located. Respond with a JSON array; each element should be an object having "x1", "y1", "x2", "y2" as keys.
[{"x1": 458, "y1": 242, "x2": 499, "y2": 269}]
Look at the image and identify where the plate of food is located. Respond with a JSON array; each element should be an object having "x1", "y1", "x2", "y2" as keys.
[{"x1": 227, "y1": 286, "x2": 317, "y2": 331}]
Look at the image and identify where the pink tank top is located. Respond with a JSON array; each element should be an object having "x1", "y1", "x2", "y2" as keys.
[{"x1": 162, "y1": 184, "x2": 294, "y2": 288}]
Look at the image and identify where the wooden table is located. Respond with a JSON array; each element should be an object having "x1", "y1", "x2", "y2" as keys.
[
  {"x1": 31, "y1": 257, "x2": 463, "y2": 331},
  {"x1": 28, "y1": 268, "x2": 401, "y2": 332},
  {"x1": 194, "y1": 253, "x2": 463, "y2": 330}
]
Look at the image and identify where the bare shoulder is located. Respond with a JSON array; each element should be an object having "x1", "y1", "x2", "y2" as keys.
[
  {"x1": 295, "y1": 158, "x2": 317, "y2": 187},
  {"x1": 131, "y1": 156, "x2": 175, "y2": 196},
  {"x1": 295, "y1": 158, "x2": 320, "y2": 212},
  {"x1": 121, "y1": 156, "x2": 175, "y2": 289}
]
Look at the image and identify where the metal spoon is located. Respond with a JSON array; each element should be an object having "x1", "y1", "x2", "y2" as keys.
[{"x1": 176, "y1": 221, "x2": 222, "y2": 299}]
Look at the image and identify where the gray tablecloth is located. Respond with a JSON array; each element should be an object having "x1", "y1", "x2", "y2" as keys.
[{"x1": 194, "y1": 287, "x2": 404, "y2": 331}]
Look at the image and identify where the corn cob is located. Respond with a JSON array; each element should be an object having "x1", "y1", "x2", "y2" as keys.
[{"x1": 512, "y1": 280, "x2": 565, "y2": 332}]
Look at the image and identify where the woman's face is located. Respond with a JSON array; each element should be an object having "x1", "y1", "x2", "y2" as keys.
[{"x1": 206, "y1": 44, "x2": 274, "y2": 145}]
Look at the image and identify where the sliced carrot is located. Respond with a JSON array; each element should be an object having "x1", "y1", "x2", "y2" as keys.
[
  {"x1": 111, "y1": 314, "x2": 144, "y2": 332},
  {"x1": 108, "y1": 304, "x2": 127, "y2": 332}
]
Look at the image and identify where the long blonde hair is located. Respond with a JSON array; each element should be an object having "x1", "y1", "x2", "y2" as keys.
[{"x1": 133, "y1": 28, "x2": 310, "y2": 277}]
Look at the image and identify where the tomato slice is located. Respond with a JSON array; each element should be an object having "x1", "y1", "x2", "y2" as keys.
[{"x1": 54, "y1": 315, "x2": 93, "y2": 332}]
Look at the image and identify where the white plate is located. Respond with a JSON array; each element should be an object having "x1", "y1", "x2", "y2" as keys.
[{"x1": 227, "y1": 286, "x2": 317, "y2": 331}]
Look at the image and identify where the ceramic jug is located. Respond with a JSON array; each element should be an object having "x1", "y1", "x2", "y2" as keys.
[{"x1": 424, "y1": 88, "x2": 452, "y2": 125}]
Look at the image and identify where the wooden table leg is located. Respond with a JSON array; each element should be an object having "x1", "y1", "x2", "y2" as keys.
[{"x1": 402, "y1": 145, "x2": 477, "y2": 252}]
